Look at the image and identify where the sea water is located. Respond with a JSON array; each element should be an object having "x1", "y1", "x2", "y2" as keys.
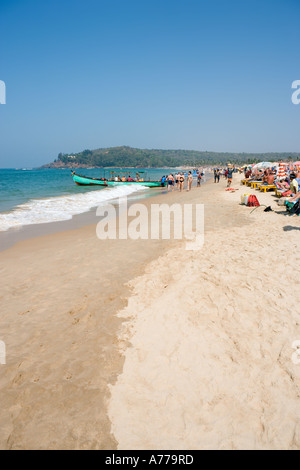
[{"x1": 0, "y1": 168, "x2": 174, "y2": 232}]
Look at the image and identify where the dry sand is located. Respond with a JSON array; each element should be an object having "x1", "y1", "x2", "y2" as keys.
[
  {"x1": 108, "y1": 176, "x2": 300, "y2": 450},
  {"x1": 1, "y1": 174, "x2": 300, "y2": 449}
]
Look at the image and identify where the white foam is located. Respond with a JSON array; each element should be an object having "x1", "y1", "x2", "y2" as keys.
[{"x1": 0, "y1": 184, "x2": 147, "y2": 232}]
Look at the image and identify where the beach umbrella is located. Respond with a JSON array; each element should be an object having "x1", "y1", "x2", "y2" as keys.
[
  {"x1": 252, "y1": 162, "x2": 273, "y2": 169},
  {"x1": 277, "y1": 162, "x2": 286, "y2": 179}
]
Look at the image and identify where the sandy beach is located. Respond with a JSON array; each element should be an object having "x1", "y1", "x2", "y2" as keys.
[{"x1": 1, "y1": 174, "x2": 300, "y2": 450}]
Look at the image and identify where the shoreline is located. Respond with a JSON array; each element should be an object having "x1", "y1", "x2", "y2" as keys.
[
  {"x1": 0, "y1": 186, "x2": 165, "y2": 252},
  {"x1": 1, "y1": 174, "x2": 299, "y2": 449},
  {"x1": 0, "y1": 175, "x2": 213, "y2": 252}
]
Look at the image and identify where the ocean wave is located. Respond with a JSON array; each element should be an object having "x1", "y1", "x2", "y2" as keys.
[{"x1": 0, "y1": 184, "x2": 147, "y2": 232}]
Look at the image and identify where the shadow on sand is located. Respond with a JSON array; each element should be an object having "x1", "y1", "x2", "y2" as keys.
[{"x1": 283, "y1": 225, "x2": 300, "y2": 232}]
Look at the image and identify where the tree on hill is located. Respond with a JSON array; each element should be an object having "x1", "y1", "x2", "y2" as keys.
[{"x1": 42, "y1": 147, "x2": 300, "y2": 169}]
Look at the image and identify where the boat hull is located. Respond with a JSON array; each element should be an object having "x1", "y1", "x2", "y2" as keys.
[{"x1": 72, "y1": 173, "x2": 164, "y2": 188}]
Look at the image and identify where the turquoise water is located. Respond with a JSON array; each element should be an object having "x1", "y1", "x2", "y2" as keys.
[{"x1": 0, "y1": 168, "x2": 175, "y2": 231}]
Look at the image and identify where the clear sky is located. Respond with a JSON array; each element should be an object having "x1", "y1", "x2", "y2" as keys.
[{"x1": 0, "y1": 0, "x2": 300, "y2": 167}]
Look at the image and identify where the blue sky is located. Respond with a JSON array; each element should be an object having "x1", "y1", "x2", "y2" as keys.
[{"x1": 0, "y1": 0, "x2": 300, "y2": 167}]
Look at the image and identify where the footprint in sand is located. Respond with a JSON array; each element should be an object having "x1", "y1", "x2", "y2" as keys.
[
  {"x1": 19, "y1": 310, "x2": 30, "y2": 316},
  {"x1": 12, "y1": 373, "x2": 25, "y2": 386}
]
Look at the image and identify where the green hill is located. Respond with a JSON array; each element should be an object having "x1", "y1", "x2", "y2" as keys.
[{"x1": 40, "y1": 146, "x2": 300, "y2": 169}]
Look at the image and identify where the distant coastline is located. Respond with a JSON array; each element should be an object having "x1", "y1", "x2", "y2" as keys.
[{"x1": 38, "y1": 145, "x2": 300, "y2": 170}]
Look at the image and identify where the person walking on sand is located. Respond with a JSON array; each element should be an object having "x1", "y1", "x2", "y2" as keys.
[
  {"x1": 214, "y1": 168, "x2": 218, "y2": 183},
  {"x1": 167, "y1": 173, "x2": 175, "y2": 191},
  {"x1": 179, "y1": 172, "x2": 185, "y2": 192},
  {"x1": 227, "y1": 166, "x2": 234, "y2": 187},
  {"x1": 197, "y1": 172, "x2": 202, "y2": 187},
  {"x1": 175, "y1": 173, "x2": 180, "y2": 190},
  {"x1": 187, "y1": 171, "x2": 193, "y2": 191},
  {"x1": 160, "y1": 175, "x2": 166, "y2": 187}
]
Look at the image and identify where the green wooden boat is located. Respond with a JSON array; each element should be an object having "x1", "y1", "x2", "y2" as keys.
[{"x1": 72, "y1": 172, "x2": 164, "y2": 188}]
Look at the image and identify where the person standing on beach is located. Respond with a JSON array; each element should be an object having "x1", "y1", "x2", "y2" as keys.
[
  {"x1": 216, "y1": 169, "x2": 220, "y2": 183},
  {"x1": 187, "y1": 171, "x2": 193, "y2": 191},
  {"x1": 214, "y1": 168, "x2": 218, "y2": 183},
  {"x1": 160, "y1": 175, "x2": 166, "y2": 187},
  {"x1": 167, "y1": 173, "x2": 175, "y2": 191},
  {"x1": 179, "y1": 173, "x2": 185, "y2": 192},
  {"x1": 227, "y1": 167, "x2": 234, "y2": 187},
  {"x1": 175, "y1": 173, "x2": 180, "y2": 190},
  {"x1": 197, "y1": 172, "x2": 202, "y2": 187}
]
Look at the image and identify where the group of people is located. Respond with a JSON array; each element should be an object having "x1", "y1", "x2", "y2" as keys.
[
  {"x1": 161, "y1": 170, "x2": 205, "y2": 192},
  {"x1": 243, "y1": 166, "x2": 300, "y2": 215},
  {"x1": 244, "y1": 167, "x2": 276, "y2": 184},
  {"x1": 161, "y1": 167, "x2": 237, "y2": 193},
  {"x1": 276, "y1": 173, "x2": 300, "y2": 215},
  {"x1": 243, "y1": 167, "x2": 300, "y2": 191},
  {"x1": 110, "y1": 174, "x2": 143, "y2": 182},
  {"x1": 213, "y1": 166, "x2": 236, "y2": 187},
  {"x1": 213, "y1": 168, "x2": 221, "y2": 183}
]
